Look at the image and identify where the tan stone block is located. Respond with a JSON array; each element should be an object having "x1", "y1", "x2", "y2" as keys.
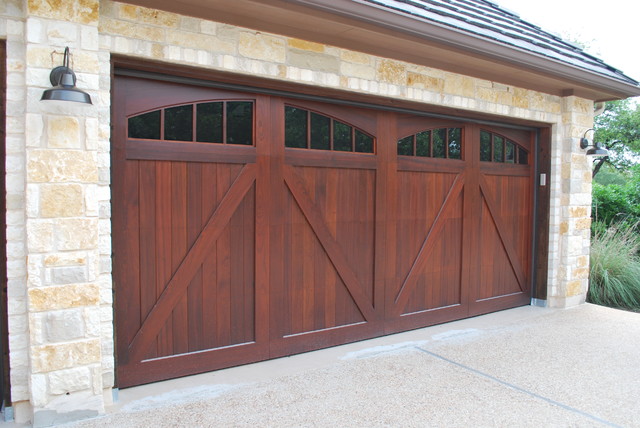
[
  {"x1": 119, "y1": 4, "x2": 178, "y2": 27},
  {"x1": 340, "y1": 50, "x2": 371, "y2": 65},
  {"x1": 27, "y1": 150, "x2": 98, "y2": 183},
  {"x1": 289, "y1": 51, "x2": 339, "y2": 73},
  {"x1": 26, "y1": 46, "x2": 55, "y2": 69},
  {"x1": 151, "y1": 43, "x2": 165, "y2": 59},
  {"x1": 573, "y1": 267, "x2": 590, "y2": 280},
  {"x1": 239, "y1": 32, "x2": 285, "y2": 63},
  {"x1": 98, "y1": 18, "x2": 164, "y2": 41},
  {"x1": 575, "y1": 218, "x2": 592, "y2": 230},
  {"x1": 559, "y1": 222, "x2": 569, "y2": 235},
  {"x1": 288, "y1": 38, "x2": 325, "y2": 53},
  {"x1": 566, "y1": 280, "x2": 583, "y2": 296},
  {"x1": 47, "y1": 116, "x2": 80, "y2": 149},
  {"x1": 40, "y1": 184, "x2": 83, "y2": 218},
  {"x1": 443, "y1": 74, "x2": 475, "y2": 98},
  {"x1": 561, "y1": 163, "x2": 571, "y2": 179},
  {"x1": 477, "y1": 87, "x2": 513, "y2": 105},
  {"x1": 48, "y1": 367, "x2": 91, "y2": 394},
  {"x1": 340, "y1": 62, "x2": 375, "y2": 80},
  {"x1": 167, "y1": 32, "x2": 227, "y2": 52},
  {"x1": 569, "y1": 207, "x2": 588, "y2": 218},
  {"x1": 32, "y1": 339, "x2": 100, "y2": 373},
  {"x1": 44, "y1": 252, "x2": 87, "y2": 267},
  {"x1": 407, "y1": 72, "x2": 444, "y2": 92},
  {"x1": 512, "y1": 88, "x2": 530, "y2": 109},
  {"x1": 28, "y1": 0, "x2": 99, "y2": 25},
  {"x1": 28, "y1": 283, "x2": 100, "y2": 312},
  {"x1": 55, "y1": 218, "x2": 99, "y2": 251},
  {"x1": 377, "y1": 59, "x2": 406, "y2": 85},
  {"x1": 577, "y1": 255, "x2": 589, "y2": 268}
]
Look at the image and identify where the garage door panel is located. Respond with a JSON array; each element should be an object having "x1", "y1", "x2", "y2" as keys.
[
  {"x1": 114, "y1": 77, "x2": 536, "y2": 387},
  {"x1": 278, "y1": 165, "x2": 375, "y2": 337}
]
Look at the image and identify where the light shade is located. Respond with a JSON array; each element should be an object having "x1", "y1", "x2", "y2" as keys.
[{"x1": 40, "y1": 47, "x2": 92, "y2": 105}]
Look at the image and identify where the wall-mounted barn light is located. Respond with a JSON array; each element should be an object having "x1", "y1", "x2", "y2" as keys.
[
  {"x1": 40, "y1": 47, "x2": 92, "y2": 104},
  {"x1": 580, "y1": 128, "x2": 608, "y2": 157}
]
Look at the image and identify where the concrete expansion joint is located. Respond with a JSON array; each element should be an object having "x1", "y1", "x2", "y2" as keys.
[{"x1": 413, "y1": 346, "x2": 621, "y2": 428}]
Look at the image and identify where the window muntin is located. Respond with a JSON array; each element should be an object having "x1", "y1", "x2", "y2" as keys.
[
  {"x1": 480, "y1": 130, "x2": 528, "y2": 165},
  {"x1": 127, "y1": 100, "x2": 254, "y2": 146},
  {"x1": 285, "y1": 105, "x2": 375, "y2": 153},
  {"x1": 397, "y1": 127, "x2": 462, "y2": 160}
]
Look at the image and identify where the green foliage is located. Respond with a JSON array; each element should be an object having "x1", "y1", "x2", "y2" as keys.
[
  {"x1": 588, "y1": 222, "x2": 640, "y2": 311},
  {"x1": 593, "y1": 166, "x2": 627, "y2": 186},
  {"x1": 593, "y1": 100, "x2": 640, "y2": 173},
  {"x1": 592, "y1": 165, "x2": 640, "y2": 228}
]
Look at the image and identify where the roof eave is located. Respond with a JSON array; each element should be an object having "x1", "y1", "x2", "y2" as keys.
[{"x1": 286, "y1": 0, "x2": 640, "y2": 100}]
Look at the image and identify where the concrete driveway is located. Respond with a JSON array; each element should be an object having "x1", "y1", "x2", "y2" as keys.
[{"x1": 12, "y1": 303, "x2": 640, "y2": 427}]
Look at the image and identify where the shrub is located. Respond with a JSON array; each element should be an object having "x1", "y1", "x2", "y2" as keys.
[{"x1": 588, "y1": 222, "x2": 640, "y2": 311}]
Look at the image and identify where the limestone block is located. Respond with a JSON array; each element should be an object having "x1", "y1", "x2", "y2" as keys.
[
  {"x1": 44, "y1": 252, "x2": 86, "y2": 267},
  {"x1": 569, "y1": 207, "x2": 588, "y2": 218},
  {"x1": 32, "y1": 339, "x2": 101, "y2": 372},
  {"x1": 239, "y1": 32, "x2": 285, "y2": 63},
  {"x1": 289, "y1": 50, "x2": 339, "y2": 73},
  {"x1": 575, "y1": 218, "x2": 592, "y2": 230},
  {"x1": 28, "y1": 283, "x2": 100, "y2": 312},
  {"x1": 566, "y1": 280, "x2": 584, "y2": 296},
  {"x1": 47, "y1": 21, "x2": 78, "y2": 45},
  {"x1": 119, "y1": 4, "x2": 179, "y2": 28},
  {"x1": 200, "y1": 21, "x2": 217, "y2": 35},
  {"x1": 48, "y1": 367, "x2": 91, "y2": 395},
  {"x1": 377, "y1": 59, "x2": 406, "y2": 85},
  {"x1": 45, "y1": 309, "x2": 85, "y2": 342},
  {"x1": 54, "y1": 218, "x2": 99, "y2": 251},
  {"x1": 26, "y1": 17, "x2": 44, "y2": 43},
  {"x1": 443, "y1": 74, "x2": 475, "y2": 98},
  {"x1": 28, "y1": 0, "x2": 99, "y2": 25},
  {"x1": 477, "y1": 86, "x2": 513, "y2": 106},
  {"x1": 99, "y1": 18, "x2": 164, "y2": 41},
  {"x1": 573, "y1": 267, "x2": 590, "y2": 280},
  {"x1": 27, "y1": 150, "x2": 98, "y2": 183},
  {"x1": 340, "y1": 50, "x2": 371, "y2": 65},
  {"x1": 80, "y1": 25, "x2": 99, "y2": 50},
  {"x1": 84, "y1": 308, "x2": 101, "y2": 337},
  {"x1": 40, "y1": 184, "x2": 83, "y2": 218},
  {"x1": 31, "y1": 373, "x2": 48, "y2": 407},
  {"x1": 577, "y1": 255, "x2": 589, "y2": 268},
  {"x1": 407, "y1": 72, "x2": 444, "y2": 92},
  {"x1": 27, "y1": 220, "x2": 54, "y2": 253},
  {"x1": 51, "y1": 266, "x2": 88, "y2": 285},
  {"x1": 288, "y1": 38, "x2": 325, "y2": 53},
  {"x1": 340, "y1": 62, "x2": 375, "y2": 81}
]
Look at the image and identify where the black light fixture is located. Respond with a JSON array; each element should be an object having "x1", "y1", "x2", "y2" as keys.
[
  {"x1": 580, "y1": 128, "x2": 608, "y2": 157},
  {"x1": 41, "y1": 47, "x2": 92, "y2": 104}
]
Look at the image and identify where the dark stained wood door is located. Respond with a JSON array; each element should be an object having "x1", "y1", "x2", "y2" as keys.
[
  {"x1": 112, "y1": 77, "x2": 270, "y2": 387},
  {"x1": 113, "y1": 76, "x2": 534, "y2": 387}
]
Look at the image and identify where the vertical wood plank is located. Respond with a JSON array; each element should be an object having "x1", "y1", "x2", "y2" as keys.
[
  {"x1": 187, "y1": 162, "x2": 204, "y2": 352},
  {"x1": 171, "y1": 162, "x2": 189, "y2": 355},
  {"x1": 156, "y1": 161, "x2": 173, "y2": 356}
]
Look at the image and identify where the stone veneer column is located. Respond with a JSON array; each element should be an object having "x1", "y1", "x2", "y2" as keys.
[
  {"x1": 20, "y1": 0, "x2": 112, "y2": 425},
  {"x1": 547, "y1": 96, "x2": 594, "y2": 307}
]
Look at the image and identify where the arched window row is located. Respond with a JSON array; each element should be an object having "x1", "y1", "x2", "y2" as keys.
[
  {"x1": 397, "y1": 127, "x2": 462, "y2": 160},
  {"x1": 127, "y1": 101, "x2": 254, "y2": 146},
  {"x1": 480, "y1": 130, "x2": 528, "y2": 164},
  {"x1": 284, "y1": 106, "x2": 375, "y2": 153}
]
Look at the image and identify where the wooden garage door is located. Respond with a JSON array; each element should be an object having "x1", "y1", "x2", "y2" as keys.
[{"x1": 112, "y1": 76, "x2": 534, "y2": 387}]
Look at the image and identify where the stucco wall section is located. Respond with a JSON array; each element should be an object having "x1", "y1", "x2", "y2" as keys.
[{"x1": 0, "y1": 0, "x2": 597, "y2": 424}]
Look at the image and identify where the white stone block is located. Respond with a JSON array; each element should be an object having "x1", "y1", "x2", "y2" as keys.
[
  {"x1": 45, "y1": 310, "x2": 85, "y2": 342},
  {"x1": 30, "y1": 373, "x2": 48, "y2": 407},
  {"x1": 48, "y1": 367, "x2": 91, "y2": 395},
  {"x1": 81, "y1": 25, "x2": 99, "y2": 51}
]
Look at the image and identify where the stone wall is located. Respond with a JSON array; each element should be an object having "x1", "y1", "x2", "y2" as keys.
[{"x1": 0, "y1": 0, "x2": 594, "y2": 424}]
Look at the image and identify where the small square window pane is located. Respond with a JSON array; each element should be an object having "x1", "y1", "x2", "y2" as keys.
[
  {"x1": 334, "y1": 121, "x2": 353, "y2": 152},
  {"x1": 310, "y1": 113, "x2": 330, "y2": 150},
  {"x1": 398, "y1": 135, "x2": 414, "y2": 156},
  {"x1": 285, "y1": 106, "x2": 307, "y2": 148},
  {"x1": 505, "y1": 141, "x2": 515, "y2": 163},
  {"x1": 480, "y1": 131, "x2": 492, "y2": 162},
  {"x1": 518, "y1": 147, "x2": 528, "y2": 165},
  {"x1": 355, "y1": 130, "x2": 374, "y2": 153},
  {"x1": 433, "y1": 128, "x2": 446, "y2": 158},
  {"x1": 128, "y1": 110, "x2": 161, "y2": 140},
  {"x1": 448, "y1": 128, "x2": 461, "y2": 159},
  {"x1": 196, "y1": 102, "x2": 223, "y2": 143},
  {"x1": 416, "y1": 131, "x2": 431, "y2": 157},
  {"x1": 493, "y1": 136, "x2": 504, "y2": 162},
  {"x1": 164, "y1": 105, "x2": 193, "y2": 141},
  {"x1": 226, "y1": 101, "x2": 253, "y2": 145}
]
